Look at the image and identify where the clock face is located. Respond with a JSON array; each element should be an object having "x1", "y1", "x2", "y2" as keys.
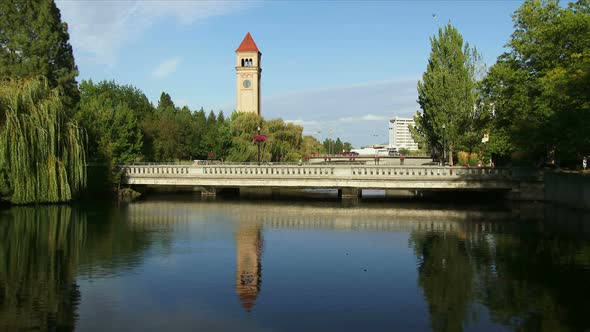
[{"x1": 243, "y1": 80, "x2": 251, "y2": 88}]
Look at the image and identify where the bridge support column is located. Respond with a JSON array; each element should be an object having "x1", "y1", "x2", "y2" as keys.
[
  {"x1": 199, "y1": 186, "x2": 218, "y2": 197},
  {"x1": 385, "y1": 189, "x2": 418, "y2": 199},
  {"x1": 240, "y1": 187, "x2": 277, "y2": 199},
  {"x1": 338, "y1": 188, "x2": 361, "y2": 200},
  {"x1": 218, "y1": 187, "x2": 240, "y2": 197},
  {"x1": 508, "y1": 181, "x2": 544, "y2": 201}
]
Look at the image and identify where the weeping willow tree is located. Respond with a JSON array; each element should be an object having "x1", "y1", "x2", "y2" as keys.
[{"x1": 0, "y1": 77, "x2": 86, "y2": 204}]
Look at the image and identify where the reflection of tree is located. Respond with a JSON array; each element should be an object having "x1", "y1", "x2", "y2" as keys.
[
  {"x1": 0, "y1": 206, "x2": 86, "y2": 331},
  {"x1": 78, "y1": 204, "x2": 153, "y2": 273},
  {"x1": 410, "y1": 232, "x2": 474, "y2": 332},
  {"x1": 411, "y1": 217, "x2": 590, "y2": 332},
  {"x1": 477, "y1": 230, "x2": 590, "y2": 332}
]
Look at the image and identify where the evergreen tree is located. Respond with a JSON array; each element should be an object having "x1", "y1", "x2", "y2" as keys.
[
  {"x1": 334, "y1": 138, "x2": 344, "y2": 155},
  {"x1": 157, "y1": 92, "x2": 175, "y2": 112},
  {"x1": 414, "y1": 23, "x2": 484, "y2": 165},
  {"x1": 192, "y1": 108, "x2": 208, "y2": 159},
  {"x1": 0, "y1": 0, "x2": 79, "y2": 106}
]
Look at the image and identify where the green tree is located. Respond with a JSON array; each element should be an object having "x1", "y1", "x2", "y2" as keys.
[
  {"x1": 265, "y1": 119, "x2": 304, "y2": 162},
  {"x1": 157, "y1": 92, "x2": 175, "y2": 112},
  {"x1": 200, "y1": 110, "x2": 219, "y2": 158},
  {"x1": 414, "y1": 23, "x2": 485, "y2": 165},
  {"x1": 145, "y1": 92, "x2": 181, "y2": 161},
  {"x1": 0, "y1": 0, "x2": 79, "y2": 107},
  {"x1": 0, "y1": 77, "x2": 86, "y2": 204},
  {"x1": 482, "y1": 0, "x2": 590, "y2": 164},
  {"x1": 191, "y1": 108, "x2": 208, "y2": 159},
  {"x1": 227, "y1": 112, "x2": 262, "y2": 162},
  {"x1": 76, "y1": 80, "x2": 146, "y2": 163},
  {"x1": 334, "y1": 138, "x2": 344, "y2": 155},
  {"x1": 342, "y1": 142, "x2": 353, "y2": 152},
  {"x1": 301, "y1": 136, "x2": 324, "y2": 158}
]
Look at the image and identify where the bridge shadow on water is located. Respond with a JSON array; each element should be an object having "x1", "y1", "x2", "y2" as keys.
[{"x1": 138, "y1": 187, "x2": 513, "y2": 213}]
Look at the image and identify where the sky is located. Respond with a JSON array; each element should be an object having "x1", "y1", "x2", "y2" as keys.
[{"x1": 55, "y1": 0, "x2": 523, "y2": 148}]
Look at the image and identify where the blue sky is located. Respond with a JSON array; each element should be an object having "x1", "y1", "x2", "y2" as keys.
[{"x1": 56, "y1": 1, "x2": 523, "y2": 147}]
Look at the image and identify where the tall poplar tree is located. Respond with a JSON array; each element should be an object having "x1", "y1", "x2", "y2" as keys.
[
  {"x1": 0, "y1": 0, "x2": 79, "y2": 106},
  {"x1": 413, "y1": 23, "x2": 484, "y2": 165}
]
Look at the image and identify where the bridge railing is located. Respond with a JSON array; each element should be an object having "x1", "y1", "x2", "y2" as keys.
[{"x1": 118, "y1": 164, "x2": 512, "y2": 179}]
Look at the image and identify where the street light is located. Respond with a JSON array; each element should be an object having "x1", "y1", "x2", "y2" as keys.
[
  {"x1": 328, "y1": 129, "x2": 334, "y2": 155},
  {"x1": 442, "y1": 124, "x2": 446, "y2": 166},
  {"x1": 252, "y1": 126, "x2": 266, "y2": 166},
  {"x1": 257, "y1": 125, "x2": 261, "y2": 166}
]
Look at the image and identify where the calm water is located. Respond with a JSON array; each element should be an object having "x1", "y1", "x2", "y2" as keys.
[{"x1": 1, "y1": 195, "x2": 590, "y2": 332}]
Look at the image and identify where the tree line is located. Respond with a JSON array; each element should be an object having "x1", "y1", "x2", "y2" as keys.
[
  {"x1": 0, "y1": 0, "x2": 347, "y2": 204},
  {"x1": 411, "y1": 0, "x2": 589, "y2": 167}
]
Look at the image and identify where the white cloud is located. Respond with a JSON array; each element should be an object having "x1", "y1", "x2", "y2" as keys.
[
  {"x1": 338, "y1": 114, "x2": 388, "y2": 122},
  {"x1": 362, "y1": 114, "x2": 388, "y2": 121},
  {"x1": 153, "y1": 57, "x2": 182, "y2": 78},
  {"x1": 263, "y1": 79, "x2": 419, "y2": 147},
  {"x1": 339, "y1": 117, "x2": 356, "y2": 123},
  {"x1": 56, "y1": 1, "x2": 255, "y2": 65},
  {"x1": 285, "y1": 119, "x2": 319, "y2": 126}
]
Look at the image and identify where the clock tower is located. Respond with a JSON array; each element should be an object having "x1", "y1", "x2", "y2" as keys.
[{"x1": 236, "y1": 32, "x2": 261, "y2": 115}]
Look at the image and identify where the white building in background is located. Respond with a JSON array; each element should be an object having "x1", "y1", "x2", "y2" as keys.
[{"x1": 389, "y1": 117, "x2": 419, "y2": 151}]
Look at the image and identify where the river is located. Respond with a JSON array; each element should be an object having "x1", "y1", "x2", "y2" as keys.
[{"x1": 1, "y1": 194, "x2": 589, "y2": 331}]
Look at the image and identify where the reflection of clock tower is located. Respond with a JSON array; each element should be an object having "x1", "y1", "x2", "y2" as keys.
[
  {"x1": 235, "y1": 223, "x2": 263, "y2": 313},
  {"x1": 236, "y1": 32, "x2": 261, "y2": 115}
]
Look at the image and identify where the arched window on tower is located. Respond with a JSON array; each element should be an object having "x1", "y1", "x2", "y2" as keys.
[{"x1": 241, "y1": 59, "x2": 245, "y2": 67}]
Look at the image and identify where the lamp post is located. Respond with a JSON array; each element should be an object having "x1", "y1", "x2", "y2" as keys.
[
  {"x1": 328, "y1": 129, "x2": 334, "y2": 155},
  {"x1": 442, "y1": 124, "x2": 446, "y2": 166},
  {"x1": 257, "y1": 125, "x2": 261, "y2": 166}
]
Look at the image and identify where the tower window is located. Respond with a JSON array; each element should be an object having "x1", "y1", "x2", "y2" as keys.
[{"x1": 241, "y1": 59, "x2": 245, "y2": 67}]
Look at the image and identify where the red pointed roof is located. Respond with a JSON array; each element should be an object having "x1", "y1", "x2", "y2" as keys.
[{"x1": 236, "y1": 32, "x2": 260, "y2": 53}]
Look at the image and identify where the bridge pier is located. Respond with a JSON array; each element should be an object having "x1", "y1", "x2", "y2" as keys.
[
  {"x1": 338, "y1": 188, "x2": 362, "y2": 200},
  {"x1": 385, "y1": 189, "x2": 418, "y2": 199},
  {"x1": 508, "y1": 181, "x2": 544, "y2": 201},
  {"x1": 240, "y1": 187, "x2": 282, "y2": 199},
  {"x1": 198, "y1": 186, "x2": 218, "y2": 197}
]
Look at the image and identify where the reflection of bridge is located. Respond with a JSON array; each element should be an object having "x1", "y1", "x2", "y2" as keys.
[
  {"x1": 120, "y1": 164, "x2": 529, "y2": 198},
  {"x1": 125, "y1": 201, "x2": 508, "y2": 234}
]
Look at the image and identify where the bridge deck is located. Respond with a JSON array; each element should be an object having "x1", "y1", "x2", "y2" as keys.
[{"x1": 120, "y1": 164, "x2": 516, "y2": 190}]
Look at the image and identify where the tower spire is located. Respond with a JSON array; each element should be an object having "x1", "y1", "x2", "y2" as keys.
[{"x1": 236, "y1": 32, "x2": 260, "y2": 53}]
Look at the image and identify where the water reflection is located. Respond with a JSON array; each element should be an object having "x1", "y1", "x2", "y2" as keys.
[
  {"x1": 410, "y1": 204, "x2": 590, "y2": 332},
  {"x1": 411, "y1": 232, "x2": 474, "y2": 332},
  {"x1": 1, "y1": 199, "x2": 589, "y2": 331},
  {"x1": 235, "y1": 223, "x2": 263, "y2": 312},
  {"x1": 0, "y1": 206, "x2": 85, "y2": 332}
]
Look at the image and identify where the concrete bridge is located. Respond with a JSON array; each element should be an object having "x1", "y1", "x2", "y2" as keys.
[{"x1": 119, "y1": 164, "x2": 543, "y2": 200}]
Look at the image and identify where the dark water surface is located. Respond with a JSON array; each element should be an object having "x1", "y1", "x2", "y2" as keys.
[{"x1": 1, "y1": 195, "x2": 590, "y2": 332}]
